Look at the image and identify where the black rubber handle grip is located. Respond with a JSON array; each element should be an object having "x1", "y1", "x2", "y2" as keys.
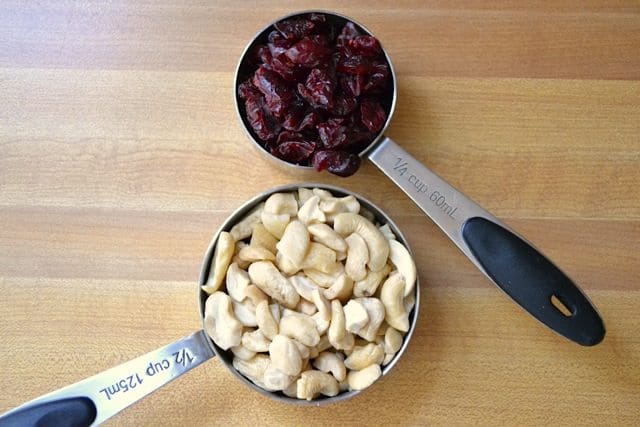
[
  {"x1": 462, "y1": 216, "x2": 605, "y2": 346},
  {"x1": 0, "y1": 397, "x2": 96, "y2": 427}
]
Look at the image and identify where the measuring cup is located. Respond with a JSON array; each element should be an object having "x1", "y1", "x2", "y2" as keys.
[
  {"x1": 234, "y1": 10, "x2": 605, "y2": 346},
  {"x1": 0, "y1": 184, "x2": 420, "y2": 426}
]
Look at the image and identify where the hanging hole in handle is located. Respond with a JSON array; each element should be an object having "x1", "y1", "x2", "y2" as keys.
[{"x1": 551, "y1": 294, "x2": 574, "y2": 317}]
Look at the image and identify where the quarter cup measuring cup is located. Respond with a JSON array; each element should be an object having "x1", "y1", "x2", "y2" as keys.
[
  {"x1": 234, "y1": 10, "x2": 605, "y2": 346},
  {"x1": 0, "y1": 184, "x2": 420, "y2": 426}
]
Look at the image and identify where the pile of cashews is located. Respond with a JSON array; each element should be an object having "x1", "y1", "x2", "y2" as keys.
[{"x1": 202, "y1": 187, "x2": 417, "y2": 401}]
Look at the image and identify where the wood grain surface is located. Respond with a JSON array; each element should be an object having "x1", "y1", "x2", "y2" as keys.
[{"x1": 1, "y1": 1, "x2": 639, "y2": 426}]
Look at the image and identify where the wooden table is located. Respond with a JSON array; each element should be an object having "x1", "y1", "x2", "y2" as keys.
[{"x1": 1, "y1": 2, "x2": 639, "y2": 425}]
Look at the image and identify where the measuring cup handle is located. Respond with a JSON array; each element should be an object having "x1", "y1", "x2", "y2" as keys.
[
  {"x1": 0, "y1": 330, "x2": 215, "y2": 426},
  {"x1": 368, "y1": 137, "x2": 605, "y2": 346}
]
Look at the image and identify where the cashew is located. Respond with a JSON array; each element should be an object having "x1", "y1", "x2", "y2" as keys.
[
  {"x1": 232, "y1": 241, "x2": 251, "y2": 270},
  {"x1": 298, "y1": 187, "x2": 314, "y2": 207},
  {"x1": 261, "y1": 211, "x2": 290, "y2": 239},
  {"x1": 277, "y1": 220, "x2": 310, "y2": 268},
  {"x1": 384, "y1": 326, "x2": 403, "y2": 355},
  {"x1": 269, "y1": 303, "x2": 281, "y2": 323},
  {"x1": 291, "y1": 339, "x2": 311, "y2": 359},
  {"x1": 345, "y1": 233, "x2": 369, "y2": 282},
  {"x1": 344, "y1": 299, "x2": 369, "y2": 334},
  {"x1": 238, "y1": 245, "x2": 276, "y2": 263},
  {"x1": 203, "y1": 292, "x2": 242, "y2": 350},
  {"x1": 231, "y1": 345, "x2": 256, "y2": 361},
  {"x1": 323, "y1": 273, "x2": 353, "y2": 302},
  {"x1": 225, "y1": 262, "x2": 250, "y2": 302},
  {"x1": 296, "y1": 298, "x2": 318, "y2": 316},
  {"x1": 312, "y1": 188, "x2": 334, "y2": 200},
  {"x1": 353, "y1": 264, "x2": 391, "y2": 298},
  {"x1": 242, "y1": 329, "x2": 271, "y2": 352},
  {"x1": 276, "y1": 251, "x2": 300, "y2": 275},
  {"x1": 404, "y1": 291, "x2": 416, "y2": 313},
  {"x1": 333, "y1": 213, "x2": 389, "y2": 272},
  {"x1": 354, "y1": 297, "x2": 385, "y2": 341},
  {"x1": 233, "y1": 300, "x2": 258, "y2": 327},
  {"x1": 388, "y1": 239, "x2": 417, "y2": 297},
  {"x1": 256, "y1": 300, "x2": 278, "y2": 340},
  {"x1": 248, "y1": 261, "x2": 299, "y2": 309},
  {"x1": 358, "y1": 206, "x2": 376, "y2": 224},
  {"x1": 313, "y1": 351, "x2": 347, "y2": 382},
  {"x1": 319, "y1": 194, "x2": 360, "y2": 217},
  {"x1": 328, "y1": 300, "x2": 347, "y2": 349},
  {"x1": 308, "y1": 223, "x2": 347, "y2": 252},
  {"x1": 289, "y1": 274, "x2": 320, "y2": 302},
  {"x1": 264, "y1": 192, "x2": 298, "y2": 216},
  {"x1": 380, "y1": 271, "x2": 410, "y2": 332},
  {"x1": 283, "y1": 380, "x2": 298, "y2": 398},
  {"x1": 300, "y1": 242, "x2": 337, "y2": 273},
  {"x1": 269, "y1": 335, "x2": 303, "y2": 376},
  {"x1": 233, "y1": 354, "x2": 270, "y2": 387},
  {"x1": 250, "y1": 223, "x2": 278, "y2": 254},
  {"x1": 311, "y1": 289, "x2": 331, "y2": 323},
  {"x1": 229, "y1": 203, "x2": 264, "y2": 241},
  {"x1": 298, "y1": 196, "x2": 326, "y2": 225},
  {"x1": 303, "y1": 263, "x2": 345, "y2": 288},
  {"x1": 344, "y1": 343, "x2": 384, "y2": 370},
  {"x1": 378, "y1": 223, "x2": 396, "y2": 241},
  {"x1": 279, "y1": 313, "x2": 320, "y2": 347},
  {"x1": 202, "y1": 231, "x2": 235, "y2": 294},
  {"x1": 382, "y1": 353, "x2": 395, "y2": 366},
  {"x1": 347, "y1": 364, "x2": 381, "y2": 391},
  {"x1": 242, "y1": 286, "x2": 266, "y2": 309},
  {"x1": 263, "y1": 363, "x2": 297, "y2": 391},
  {"x1": 296, "y1": 370, "x2": 339, "y2": 400}
]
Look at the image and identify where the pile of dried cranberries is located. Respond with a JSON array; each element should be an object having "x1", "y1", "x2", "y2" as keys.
[{"x1": 237, "y1": 13, "x2": 392, "y2": 177}]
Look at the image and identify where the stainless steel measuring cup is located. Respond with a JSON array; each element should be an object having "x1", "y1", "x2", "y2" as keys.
[
  {"x1": 234, "y1": 10, "x2": 605, "y2": 346},
  {"x1": 0, "y1": 184, "x2": 420, "y2": 426}
]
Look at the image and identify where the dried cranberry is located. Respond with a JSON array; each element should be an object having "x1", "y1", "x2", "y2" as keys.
[
  {"x1": 297, "y1": 68, "x2": 335, "y2": 108},
  {"x1": 364, "y1": 61, "x2": 390, "y2": 93},
  {"x1": 252, "y1": 66, "x2": 294, "y2": 119},
  {"x1": 347, "y1": 36, "x2": 381, "y2": 57},
  {"x1": 360, "y1": 99, "x2": 386, "y2": 133},
  {"x1": 273, "y1": 131, "x2": 316, "y2": 163},
  {"x1": 296, "y1": 110, "x2": 322, "y2": 132},
  {"x1": 341, "y1": 74, "x2": 365, "y2": 97},
  {"x1": 281, "y1": 98, "x2": 306, "y2": 131},
  {"x1": 285, "y1": 37, "x2": 332, "y2": 68},
  {"x1": 274, "y1": 17, "x2": 316, "y2": 41},
  {"x1": 330, "y1": 95, "x2": 358, "y2": 116},
  {"x1": 267, "y1": 30, "x2": 291, "y2": 57},
  {"x1": 270, "y1": 53, "x2": 304, "y2": 82},
  {"x1": 237, "y1": 79, "x2": 261, "y2": 101},
  {"x1": 317, "y1": 118, "x2": 348, "y2": 149},
  {"x1": 245, "y1": 96, "x2": 279, "y2": 141},
  {"x1": 250, "y1": 44, "x2": 273, "y2": 68},
  {"x1": 337, "y1": 22, "x2": 361, "y2": 49},
  {"x1": 311, "y1": 150, "x2": 361, "y2": 177},
  {"x1": 337, "y1": 54, "x2": 372, "y2": 75}
]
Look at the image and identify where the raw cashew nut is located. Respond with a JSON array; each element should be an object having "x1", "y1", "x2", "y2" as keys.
[
  {"x1": 233, "y1": 354, "x2": 270, "y2": 387},
  {"x1": 289, "y1": 274, "x2": 320, "y2": 302},
  {"x1": 353, "y1": 264, "x2": 391, "y2": 298},
  {"x1": 347, "y1": 364, "x2": 381, "y2": 391},
  {"x1": 256, "y1": 300, "x2": 278, "y2": 340},
  {"x1": 269, "y1": 335, "x2": 303, "y2": 376},
  {"x1": 311, "y1": 289, "x2": 331, "y2": 335},
  {"x1": 233, "y1": 299, "x2": 258, "y2": 327},
  {"x1": 345, "y1": 233, "x2": 369, "y2": 282},
  {"x1": 388, "y1": 239, "x2": 417, "y2": 297},
  {"x1": 313, "y1": 351, "x2": 347, "y2": 382},
  {"x1": 296, "y1": 298, "x2": 318, "y2": 316},
  {"x1": 333, "y1": 213, "x2": 389, "y2": 272},
  {"x1": 243, "y1": 285, "x2": 268, "y2": 307},
  {"x1": 263, "y1": 363, "x2": 297, "y2": 391},
  {"x1": 279, "y1": 313, "x2": 320, "y2": 347},
  {"x1": 344, "y1": 343, "x2": 384, "y2": 370},
  {"x1": 319, "y1": 194, "x2": 360, "y2": 217},
  {"x1": 298, "y1": 196, "x2": 326, "y2": 225},
  {"x1": 276, "y1": 251, "x2": 300, "y2": 275},
  {"x1": 231, "y1": 345, "x2": 256, "y2": 361},
  {"x1": 276, "y1": 220, "x2": 310, "y2": 268},
  {"x1": 296, "y1": 370, "x2": 340, "y2": 400},
  {"x1": 232, "y1": 242, "x2": 251, "y2": 270},
  {"x1": 308, "y1": 223, "x2": 347, "y2": 253},
  {"x1": 384, "y1": 326, "x2": 403, "y2": 355},
  {"x1": 225, "y1": 262, "x2": 250, "y2": 302},
  {"x1": 250, "y1": 223, "x2": 278, "y2": 254},
  {"x1": 300, "y1": 242, "x2": 337, "y2": 273},
  {"x1": 241, "y1": 329, "x2": 271, "y2": 352},
  {"x1": 203, "y1": 292, "x2": 242, "y2": 350},
  {"x1": 378, "y1": 223, "x2": 396, "y2": 241},
  {"x1": 323, "y1": 273, "x2": 353, "y2": 302},
  {"x1": 230, "y1": 203, "x2": 264, "y2": 241},
  {"x1": 264, "y1": 192, "x2": 298, "y2": 216},
  {"x1": 303, "y1": 263, "x2": 345, "y2": 288},
  {"x1": 202, "y1": 232, "x2": 235, "y2": 294},
  {"x1": 343, "y1": 299, "x2": 369, "y2": 334},
  {"x1": 380, "y1": 272, "x2": 410, "y2": 332},
  {"x1": 248, "y1": 261, "x2": 299, "y2": 309},
  {"x1": 238, "y1": 245, "x2": 276, "y2": 263},
  {"x1": 261, "y1": 212, "x2": 290, "y2": 239},
  {"x1": 297, "y1": 187, "x2": 314, "y2": 207},
  {"x1": 354, "y1": 298, "x2": 386, "y2": 341}
]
